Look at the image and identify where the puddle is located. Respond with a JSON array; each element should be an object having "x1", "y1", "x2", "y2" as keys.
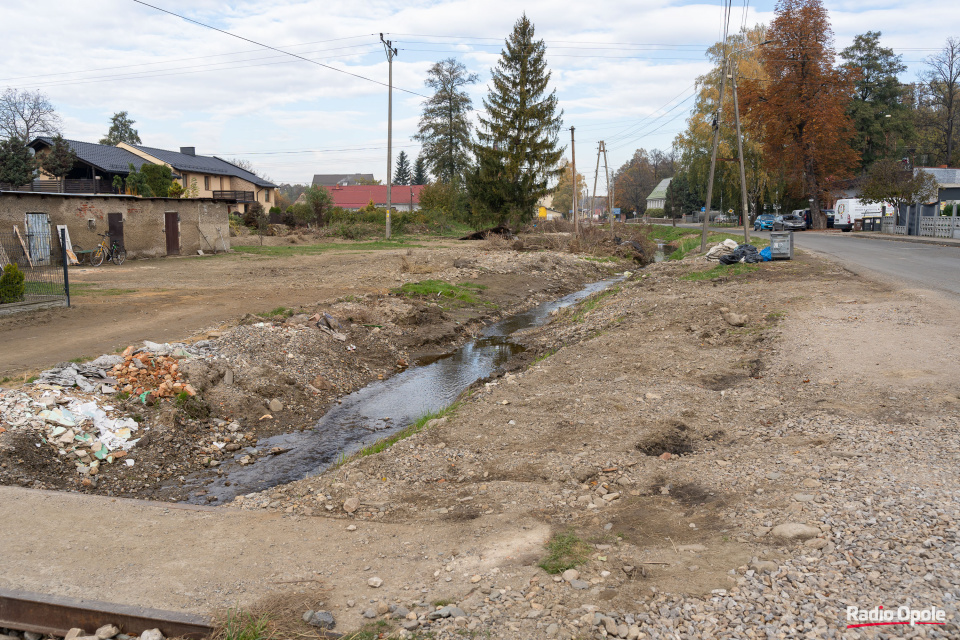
[
  {"x1": 184, "y1": 276, "x2": 624, "y2": 504},
  {"x1": 654, "y1": 242, "x2": 665, "y2": 263}
]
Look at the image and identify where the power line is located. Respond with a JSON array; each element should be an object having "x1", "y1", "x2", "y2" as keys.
[
  {"x1": 0, "y1": 35, "x2": 377, "y2": 83},
  {"x1": 130, "y1": 0, "x2": 428, "y2": 98}
]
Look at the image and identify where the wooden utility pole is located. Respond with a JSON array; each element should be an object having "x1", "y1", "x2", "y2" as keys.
[
  {"x1": 700, "y1": 54, "x2": 729, "y2": 252},
  {"x1": 571, "y1": 127, "x2": 578, "y2": 236},
  {"x1": 381, "y1": 34, "x2": 397, "y2": 239}
]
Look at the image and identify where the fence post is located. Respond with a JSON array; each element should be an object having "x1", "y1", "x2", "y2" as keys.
[{"x1": 60, "y1": 227, "x2": 70, "y2": 308}]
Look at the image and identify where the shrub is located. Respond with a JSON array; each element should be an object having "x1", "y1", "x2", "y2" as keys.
[
  {"x1": 0, "y1": 263, "x2": 26, "y2": 304},
  {"x1": 645, "y1": 207, "x2": 665, "y2": 217},
  {"x1": 242, "y1": 202, "x2": 267, "y2": 229}
]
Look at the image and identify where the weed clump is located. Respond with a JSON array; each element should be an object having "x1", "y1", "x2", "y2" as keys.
[
  {"x1": 539, "y1": 530, "x2": 591, "y2": 574},
  {"x1": 0, "y1": 263, "x2": 26, "y2": 303}
]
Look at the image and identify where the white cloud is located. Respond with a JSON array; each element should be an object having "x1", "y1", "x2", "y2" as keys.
[{"x1": 3, "y1": 0, "x2": 957, "y2": 182}]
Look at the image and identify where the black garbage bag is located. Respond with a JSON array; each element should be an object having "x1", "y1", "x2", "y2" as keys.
[{"x1": 719, "y1": 244, "x2": 760, "y2": 265}]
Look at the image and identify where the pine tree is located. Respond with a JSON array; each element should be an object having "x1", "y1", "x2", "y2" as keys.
[
  {"x1": 394, "y1": 150, "x2": 412, "y2": 185},
  {"x1": 41, "y1": 134, "x2": 76, "y2": 182},
  {"x1": 412, "y1": 155, "x2": 428, "y2": 185},
  {"x1": 100, "y1": 111, "x2": 142, "y2": 146},
  {"x1": 0, "y1": 137, "x2": 36, "y2": 187},
  {"x1": 414, "y1": 58, "x2": 479, "y2": 185},
  {"x1": 468, "y1": 14, "x2": 564, "y2": 227}
]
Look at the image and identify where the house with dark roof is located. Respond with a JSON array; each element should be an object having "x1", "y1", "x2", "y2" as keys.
[
  {"x1": 22, "y1": 138, "x2": 276, "y2": 214},
  {"x1": 120, "y1": 143, "x2": 276, "y2": 213},
  {"x1": 26, "y1": 137, "x2": 150, "y2": 194},
  {"x1": 312, "y1": 173, "x2": 376, "y2": 187}
]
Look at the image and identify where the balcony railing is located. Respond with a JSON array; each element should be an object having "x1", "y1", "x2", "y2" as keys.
[
  {"x1": 0, "y1": 179, "x2": 110, "y2": 194},
  {"x1": 212, "y1": 190, "x2": 255, "y2": 202}
]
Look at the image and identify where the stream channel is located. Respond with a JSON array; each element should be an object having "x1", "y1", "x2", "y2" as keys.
[{"x1": 186, "y1": 276, "x2": 624, "y2": 504}]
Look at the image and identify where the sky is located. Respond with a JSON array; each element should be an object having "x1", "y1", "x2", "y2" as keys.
[{"x1": 4, "y1": 0, "x2": 958, "y2": 188}]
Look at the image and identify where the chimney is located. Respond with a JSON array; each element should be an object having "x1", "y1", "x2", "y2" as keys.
[{"x1": 180, "y1": 147, "x2": 196, "y2": 156}]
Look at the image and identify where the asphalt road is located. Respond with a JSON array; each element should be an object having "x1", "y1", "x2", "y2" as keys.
[{"x1": 751, "y1": 229, "x2": 960, "y2": 296}]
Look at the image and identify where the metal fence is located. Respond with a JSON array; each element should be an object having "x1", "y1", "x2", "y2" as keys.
[{"x1": 0, "y1": 225, "x2": 70, "y2": 314}]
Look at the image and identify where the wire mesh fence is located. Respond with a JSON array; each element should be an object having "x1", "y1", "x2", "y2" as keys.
[{"x1": 0, "y1": 225, "x2": 69, "y2": 312}]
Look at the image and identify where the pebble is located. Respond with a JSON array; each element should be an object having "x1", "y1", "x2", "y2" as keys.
[{"x1": 367, "y1": 576, "x2": 383, "y2": 588}]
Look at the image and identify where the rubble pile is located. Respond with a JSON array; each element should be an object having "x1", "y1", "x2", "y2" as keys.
[{"x1": 109, "y1": 345, "x2": 197, "y2": 399}]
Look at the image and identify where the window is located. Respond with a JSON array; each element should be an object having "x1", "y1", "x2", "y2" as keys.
[
  {"x1": 204, "y1": 176, "x2": 210, "y2": 191},
  {"x1": 265, "y1": 190, "x2": 270, "y2": 202}
]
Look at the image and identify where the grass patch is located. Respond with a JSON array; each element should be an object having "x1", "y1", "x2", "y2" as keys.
[
  {"x1": 335, "y1": 404, "x2": 461, "y2": 469},
  {"x1": 571, "y1": 286, "x2": 620, "y2": 322},
  {"x1": 68, "y1": 356, "x2": 90, "y2": 364},
  {"x1": 539, "y1": 530, "x2": 591, "y2": 574},
  {"x1": 433, "y1": 599, "x2": 454, "y2": 607},
  {"x1": 69, "y1": 283, "x2": 138, "y2": 296},
  {"x1": 647, "y1": 225, "x2": 768, "y2": 261},
  {"x1": 233, "y1": 239, "x2": 418, "y2": 257},
  {"x1": 680, "y1": 262, "x2": 760, "y2": 281},
  {"x1": 341, "y1": 620, "x2": 391, "y2": 640},
  {"x1": 533, "y1": 348, "x2": 557, "y2": 364},
  {"x1": 264, "y1": 306, "x2": 294, "y2": 319},
  {"x1": 217, "y1": 609, "x2": 272, "y2": 640},
  {"x1": 396, "y1": 280, "x2": 485, "y2": 305}
]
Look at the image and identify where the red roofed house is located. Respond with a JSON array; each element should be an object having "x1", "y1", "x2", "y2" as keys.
[{"x1": 324, "y1": 184, "x2": 426, "y2": 212}]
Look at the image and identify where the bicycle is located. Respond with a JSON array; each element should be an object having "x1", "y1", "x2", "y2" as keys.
[{"x1": 91, "y1": 233, "x2": 126, "y2": 266}]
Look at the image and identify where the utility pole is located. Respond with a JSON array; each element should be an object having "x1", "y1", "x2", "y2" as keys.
[
  {"x1": 731, "y1": 62, "x2": 750, "y2": 244},
  {"x1": 601, "y1": 142, "x2": 613, "y2": 237},
  {"x1": 591, "y1": 142, "x2": 603, "y2": 228},
  {"x1": 571, "y1": 127, "x2": 578, "y2": 236},
  {"x1": 381, "y1": 33, "x2": 397, "y2": 239},
  {"x1": 700, "y1": 53, "x2": 729, "y2": 252}
]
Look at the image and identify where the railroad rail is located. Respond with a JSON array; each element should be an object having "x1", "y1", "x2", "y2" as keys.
[{"x1": 0, "y1": 588, "x2": 214, "y2": 639}]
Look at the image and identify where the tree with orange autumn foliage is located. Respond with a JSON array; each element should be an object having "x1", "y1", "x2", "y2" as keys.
[{"x1": 741, "y1": 0, "x2": 859, "y2": 228}]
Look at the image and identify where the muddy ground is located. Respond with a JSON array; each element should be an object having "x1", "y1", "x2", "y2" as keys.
[{"x1": 0, "y1": 238, "x2": 614, "y2": 501}]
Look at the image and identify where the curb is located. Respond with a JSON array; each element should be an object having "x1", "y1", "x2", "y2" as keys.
[{"x1": 843, "y1": 233, "x2": 960, "y2": 249}]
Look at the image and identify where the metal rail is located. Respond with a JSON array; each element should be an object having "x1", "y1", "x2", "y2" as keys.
[{"x1": 0, "y1": 588, "x2": 214, "y2": 639}]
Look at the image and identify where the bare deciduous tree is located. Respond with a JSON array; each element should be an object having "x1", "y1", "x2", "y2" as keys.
[{"x1": 0, "y1": 88, "x2": 62, "y2": 142}]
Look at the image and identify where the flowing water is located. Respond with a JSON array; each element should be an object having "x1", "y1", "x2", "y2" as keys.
[{"x1": 186, "y1": 276, "x2": 624, "y2": 504}]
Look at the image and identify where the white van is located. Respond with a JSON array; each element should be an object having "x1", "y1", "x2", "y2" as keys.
[{"x1": 834, "y1": 199, "x2": 892, "y2": 231}]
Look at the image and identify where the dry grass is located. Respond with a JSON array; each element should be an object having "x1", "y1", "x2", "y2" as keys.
[{"x1": 209, "y1": 586, "x2": 336, "y2": 640}]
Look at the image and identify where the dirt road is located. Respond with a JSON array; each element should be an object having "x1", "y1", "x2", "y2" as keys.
[{"x1": 3, "y1": 242, "x2": 958, "y2": 638}]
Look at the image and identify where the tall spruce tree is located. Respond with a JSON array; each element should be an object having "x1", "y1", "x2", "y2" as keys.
[
  {"x1": 394, "y1": 150, "x2": 412, "y2": 185},
  {"x1": 412, "y1": 155, "x2": 428, "y2": 185},
  {"x1": 100, "y1": 111, "x2": 142, "y2": 146},
  {"x1": 414, "y1": 58, "x2": 479, "y2": 185},
  {"x1": 468, "y1": 14, "x2": 564, "y2": 227},
  {"x1": 0, "y1": 137, "x2": 36, "y2": 187},
  {"x1": 41, "y1": 134, "x2": 76, "y2": 182}
]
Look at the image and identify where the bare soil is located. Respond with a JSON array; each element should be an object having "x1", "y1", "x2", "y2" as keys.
[{"x1": 2, "y1": 235, "x2": 958, "y2": 638}]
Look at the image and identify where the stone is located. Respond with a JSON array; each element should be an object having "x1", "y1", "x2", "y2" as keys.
[
  {"x1": 720, "y1": 308, "x2": 747, "y2": 327},
  {"x1": 305, "y1": 610, "x2": 335, "y2": 629},
  {"x1": 368, "y1": 576, "x2": 383, "y2": 588},
  {"x1": 268, "y1": 398, "x2": 283, "y2": 412},
  {"x1": 362, "y1": 609, "x2": 377, "y2": 619},
  {"x1": 545, "y1": 623, "x2": 559, "y2": 637},
  {"x1": 561, "y1": 569, "x2": 580, "y2": 582},
  {"x1": 793, "y1": 493, "x2": 815, "y2": 503},
  {"x1": 570, "y1": 579, "x2": 590, "y2": 590},
  {"x1": 377, "y1": 602, "x2": 390, "y2": 615},
  {"x1": 343, "y1": 497, "x2": 360, "y2": 513},
  {"x1": 140, "y1": 631, "x2": 164, "y2": 640},
  {"x1": 804, "y1": 538, "x2": 828, "y2": 549},
  {"x1": 771, "y1": 523, "x2": 820, "y2": 541},
  {"x1": 25, "y1": 633, "x2": 43, "y2": 640},
  {"x1": 346, "y1": 524, "x2": 357, "y2": 531},
  {"x1": 64, "y1": 630, "x2": 85, "y2": 640},
  {"x1": 95, "y1": 625, "x2": 120, "y2": 640},
  {"x1": 750, "y1": 560, "x2": 779, "y2": 574}
]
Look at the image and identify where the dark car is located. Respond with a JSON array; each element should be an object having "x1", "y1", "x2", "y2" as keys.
[
  {"x1": 774, "y1": 213, "x2": 806, "y2": 231},
  {"x1": 754, "y1": 214, "x2": 776, "y2": 231}
]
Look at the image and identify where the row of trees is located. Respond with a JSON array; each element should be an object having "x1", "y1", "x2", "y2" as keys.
[
  {"x1": 413, "y1": 15, "x2": 564, "y2": 228},
  {"x1": 669, "y1": 0, "x2": 957, "y2": 227}
]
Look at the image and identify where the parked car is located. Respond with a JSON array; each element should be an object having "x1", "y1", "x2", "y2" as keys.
[
  {"x1": 754, "y1": 214, "x2": 776, "y2": 231},
  {"x1": 776, "y1": 213, "x2": 806, "y2": 231}
]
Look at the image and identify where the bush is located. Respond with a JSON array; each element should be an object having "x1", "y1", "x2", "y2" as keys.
[
  {"x1": 645, "y1": 207, "x2": 664, "y2": 217},
  {"x1": 242, "y1": 202, "x2": 267, "y2": 229},
  {"x1": 0, "y1": 263, "x2": 26, "y2": 304}
]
